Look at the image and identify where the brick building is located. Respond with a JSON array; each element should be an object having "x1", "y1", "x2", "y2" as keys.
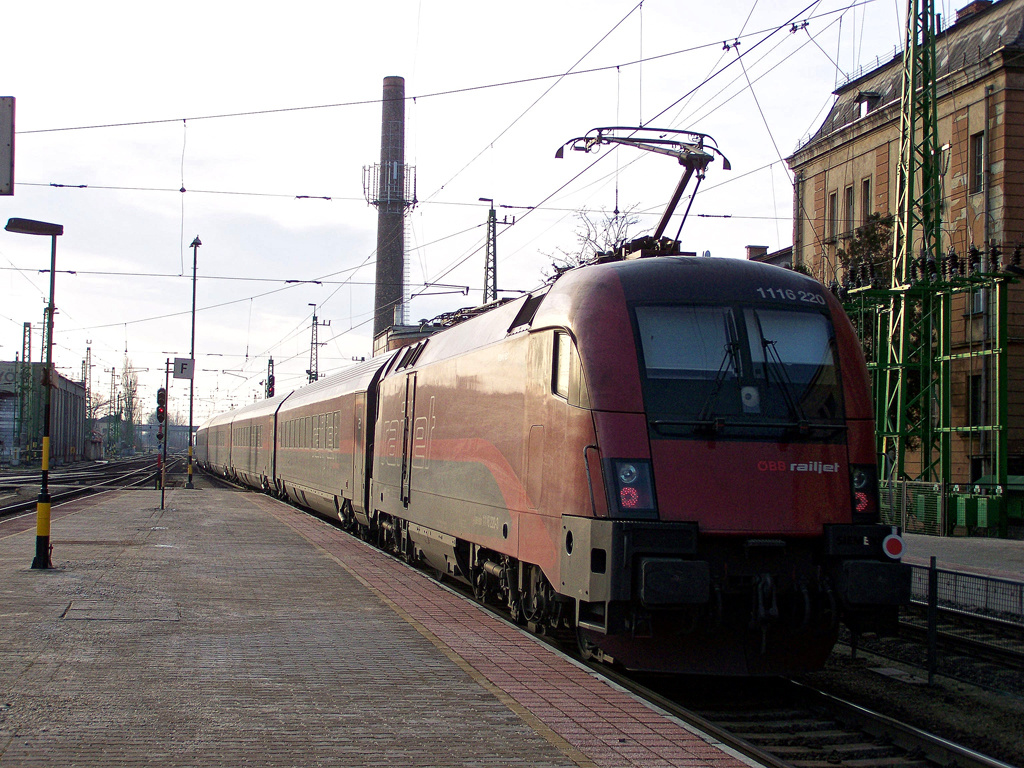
[{"x1": 786, "y1": 0, "x2": 1024, "y2": 517}]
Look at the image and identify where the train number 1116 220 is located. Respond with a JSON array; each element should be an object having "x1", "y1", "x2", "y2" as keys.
[{"x1": 756, "y1": 286, "x2": 827, "y2": 305}]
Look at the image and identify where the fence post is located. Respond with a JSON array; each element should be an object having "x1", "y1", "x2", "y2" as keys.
[{"x1": 927, "y1": 556, "x2": 938, "y2": 685}]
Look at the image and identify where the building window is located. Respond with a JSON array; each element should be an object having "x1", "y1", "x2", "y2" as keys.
[
  {"x1": 844, "y1": 186, "x2": 855, "y2": 236},
  {"x1": 828, "y1": 191, "x2": 838, "y2": 241},
  {"x1": 970, "y1": 287, "x2": 988, "y2": 315},
  {"x1": 861, "y1": 178, "x2": 872, "y2": 226},
  {"x1": 970, "y1": 132, "x2": 985, "y2": 194},
  {"x1": 968, "y1": 373, "x2": 985, "y2": 427}
]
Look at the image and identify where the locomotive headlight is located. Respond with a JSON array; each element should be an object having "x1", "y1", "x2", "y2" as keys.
[
  {"x1": 851, "y1": 468, "x2": 869, "y2": 490},
  {"x1": 606, "y1": 459, "x2": 657, "y2": 517}
]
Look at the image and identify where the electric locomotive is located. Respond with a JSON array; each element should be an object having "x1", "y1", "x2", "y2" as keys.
[{"x1": 367, "y1": 254, "x2": 909, "y2": 675}]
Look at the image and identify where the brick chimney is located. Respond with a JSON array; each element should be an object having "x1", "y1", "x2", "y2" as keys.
[{"x1": 745, "y1": 245, "x2": 769, "y2": 261}]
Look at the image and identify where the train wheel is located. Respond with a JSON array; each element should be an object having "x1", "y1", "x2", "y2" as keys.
[{"x1": 576, "y1": 628, "x2": 598, "y2": 661}]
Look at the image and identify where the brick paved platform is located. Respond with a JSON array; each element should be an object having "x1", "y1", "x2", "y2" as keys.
[{"x1": 0, "y1": 487, "x2": 752, "y2": 768}]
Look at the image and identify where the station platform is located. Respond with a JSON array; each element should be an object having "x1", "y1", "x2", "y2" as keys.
[
  {"x1": 904, "y1": 532, "x2": 1024, "y2": 581},
  {"x1": 0, "y1": 486, "x2": 751, "y2": 768}
]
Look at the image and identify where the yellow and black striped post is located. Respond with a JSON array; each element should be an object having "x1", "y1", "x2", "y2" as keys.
[
  {"x1": 4, "y1": 218, "x2": 63, "y2": 570},
  {"x1": 32, "y1": 235, "x2": 58, "y2": 570},
  {"x1": 33, "y1": 436, "x2": 52, "y2": 568}
]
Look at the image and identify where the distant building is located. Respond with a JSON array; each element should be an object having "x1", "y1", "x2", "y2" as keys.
[
  {"x1": 745, "y1": 244, "x2": 793, "y2": 269},
  {"x1": 0, "y1": 361, "x2": 86, "y2": 467}
]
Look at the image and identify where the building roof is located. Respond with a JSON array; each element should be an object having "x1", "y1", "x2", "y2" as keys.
[{"x1": 796, "y1": 0, "x2": 1024, "y2": 152}]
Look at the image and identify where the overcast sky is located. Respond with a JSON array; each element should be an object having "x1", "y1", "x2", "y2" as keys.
[{"x1": 1, "y1": 0, "x2": 912, "y2": 424}]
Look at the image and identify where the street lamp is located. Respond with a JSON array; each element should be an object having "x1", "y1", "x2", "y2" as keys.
[
  {"x1": 187, "y1": 236, "x2": 200, "y2": 489},
  {"x1": 5, "y1": 217, "x2": 64, "y2": 570}
]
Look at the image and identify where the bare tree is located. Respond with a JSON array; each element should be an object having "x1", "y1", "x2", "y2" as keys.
[
  {"x1": 121, "y1": 357, "x2": 139, "y2": 450},
  {"x1": 543, "y1": 205, "x2": 641, "y2": 280}
]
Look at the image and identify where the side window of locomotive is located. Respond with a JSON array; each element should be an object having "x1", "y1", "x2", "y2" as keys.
[
  {"x1": 552, "y1": 331, "x2": 590, "y2": 408},
  {"x1": 554, "y1": 332, "x2": 571, "y2": 399}
]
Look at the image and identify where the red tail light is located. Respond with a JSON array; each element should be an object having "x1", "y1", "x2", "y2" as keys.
[
  {"x1": 850, "y1": 464, "x2": 879, "y2": 524},
  {"x1": 606, "y1": 459, "x2": 657, "y2": 517}
]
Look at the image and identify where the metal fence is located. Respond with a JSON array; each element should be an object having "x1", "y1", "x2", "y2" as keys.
[
  {"x1": 901, "y1": 558, "x2": 1024, "y2": 683},
  {"x1": 881, "y1": 480, "x2": 945, "y2": 535},
  {"x1": 909, "y1": 562, "x2": 1024, "y2": 627}
]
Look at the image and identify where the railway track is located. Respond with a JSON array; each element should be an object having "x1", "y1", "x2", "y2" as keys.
[
  {"x1": 900, "y1": 603, "x2": 1024, "y2": 670},
  {"x1": 631, "y1": 674, "x2": 1017, "y2": 768},
  {"x1": 0, "y1": 456, "x2": 171, "y2": 519},
  {"x1": 841, "y1": 599, "x2": 1024, "y2": 701}
]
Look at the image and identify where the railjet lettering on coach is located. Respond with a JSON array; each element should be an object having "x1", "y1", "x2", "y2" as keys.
[{"x1": 757, "y1": 461, "x2": 840, "y2": 473}]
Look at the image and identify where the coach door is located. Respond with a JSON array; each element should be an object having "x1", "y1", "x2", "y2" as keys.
[
  {"x1": 400, "y1": 373, "x2": 417, "y2": 506},
  {"x1": 353, "y1": 392, "x2": 366, "y2": 513}
]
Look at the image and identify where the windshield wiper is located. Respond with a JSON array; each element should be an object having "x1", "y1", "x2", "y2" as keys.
[
  {"x1": 696, "y1": 340, "x2": 740, "y2": 431},
  {"x1": 750, "y1": 310, "x2": 809, "y2": 430}
]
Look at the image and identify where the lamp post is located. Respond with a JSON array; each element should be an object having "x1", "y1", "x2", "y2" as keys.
[
  {"x1": 186, "y1": 236, "x2": 200, "y2": 489},
  {"x1": 5, "y1": 217, "x2": 64, "y2": 569}
]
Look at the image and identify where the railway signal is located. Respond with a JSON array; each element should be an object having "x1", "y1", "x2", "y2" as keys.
[{"x1": 156, "y1": 387, "x2": 167, "y2": 425}]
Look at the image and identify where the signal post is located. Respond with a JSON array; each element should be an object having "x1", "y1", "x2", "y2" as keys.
[{"x1": 158, "y1": 363, "x2": 168, "y2": 510}]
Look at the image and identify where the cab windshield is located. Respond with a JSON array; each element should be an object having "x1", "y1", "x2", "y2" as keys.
[{"x1": 634, "y1": 304, "x2": 844, "y2": 438}]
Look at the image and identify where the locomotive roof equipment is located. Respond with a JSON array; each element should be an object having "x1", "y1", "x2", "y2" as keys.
[{"x1": 555, "y1": 126, "x2": 731, "y2": 243}]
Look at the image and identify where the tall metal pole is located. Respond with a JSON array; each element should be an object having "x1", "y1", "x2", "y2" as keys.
[
  {"x1": 308, "y1": 304, "x2": 319, "y2": 383},
  {"x1": 32, "y1": 232, "x2": 58, "y2": 568},
  {"x1": 161, "y1": 359, "x2": 169, "y2": 510},
  {"x1": 480, "y1": 198, "x2": 497, "y2": 304},
  {"x1": 186, "y1": 236, "x2": 200, "y2": 489},
  {"x1": 6, "y1": 217, "x2": 62, "y2": 569}
]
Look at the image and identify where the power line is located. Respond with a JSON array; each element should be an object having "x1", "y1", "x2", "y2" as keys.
[{"x1": 15, "y1": 3, "x2": 875, "y2": 136}]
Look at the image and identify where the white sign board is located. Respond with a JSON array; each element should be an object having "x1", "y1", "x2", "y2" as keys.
[
  {"x1": 0, "y1": 97, "x2": 13, "y2": 196},
  {"x1": 173, "y1": 357, "x2": 195, "y2": 380}
]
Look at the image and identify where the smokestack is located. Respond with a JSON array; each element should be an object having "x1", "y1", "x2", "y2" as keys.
[{"x1": 373, "y1": 76, "x2": 406, "y2": 339}]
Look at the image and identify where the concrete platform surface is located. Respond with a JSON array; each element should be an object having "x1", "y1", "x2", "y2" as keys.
[
  {"x1": 0, "y1": 488, "x2": 750, "y2": 768},
  {"x1": 904, "y1": 532, "x2": 1024, "y2": 581}
]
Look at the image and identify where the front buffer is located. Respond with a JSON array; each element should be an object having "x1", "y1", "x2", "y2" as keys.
[{"x1": 560, "y1": 516, "x2": 910, "y2": 675}]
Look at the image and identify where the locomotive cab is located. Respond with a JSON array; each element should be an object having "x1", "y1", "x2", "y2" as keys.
[{"x1": 548, "y1": 257, "x2": 911, "y2": 674}]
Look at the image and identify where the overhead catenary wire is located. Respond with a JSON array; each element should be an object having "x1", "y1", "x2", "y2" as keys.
[
  {"x1": 14, "y1": 2, "x2": 875, "y2": 137},
  {"x1": 423, "y1": 0, "x2": 834, "y2": 290}
]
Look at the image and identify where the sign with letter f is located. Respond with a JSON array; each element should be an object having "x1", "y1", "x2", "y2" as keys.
[{"x1": 173, "y1": 357, "x2": 194, "y2": 380}]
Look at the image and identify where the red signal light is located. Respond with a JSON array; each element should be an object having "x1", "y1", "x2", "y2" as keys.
[{"x1": 855, "y1": 491, "x2": 870, "y2": 513}]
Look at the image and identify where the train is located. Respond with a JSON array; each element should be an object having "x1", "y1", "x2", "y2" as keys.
[{"x1": 196, "y1": 254, "x2": 911, "y2": 675}]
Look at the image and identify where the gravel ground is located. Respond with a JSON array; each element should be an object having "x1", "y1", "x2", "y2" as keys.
[{"x1": 800, "y1": 641, "x2": 1024, "y2": 767}]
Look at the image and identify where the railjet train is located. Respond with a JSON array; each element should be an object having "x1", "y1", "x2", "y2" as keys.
[{"x1": 197, "y1": 255, "x2": 911, "y2": 675}]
